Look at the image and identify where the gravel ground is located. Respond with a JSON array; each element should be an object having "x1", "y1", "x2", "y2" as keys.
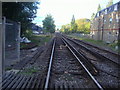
[
  {"x1": 19, "y1": 38, "x2": 54, "y2": 76},
  {"x1": 5, "y1": 34, "x2": 119, "y2": 89},
  {"x1": 66, "y1": 38, "x2": 119, "y2": 88},
  {"x1": 49, "y1": 36, "x2": 98, "y2": 88},
  {"x1": 5, "y1": 49, "x2": 19, "y2": 68},
  {"x1": 74, "y1": 39, "x2": 119, "y2": 64}
]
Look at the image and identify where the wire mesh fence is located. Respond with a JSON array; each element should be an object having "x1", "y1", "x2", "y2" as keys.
[{"x1": 3, "y1": 17, "x2": 20, "y2": 69}]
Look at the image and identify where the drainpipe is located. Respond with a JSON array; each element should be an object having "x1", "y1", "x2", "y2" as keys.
[{"x1": 102, "y1": 16, "x2": 104, "y2": 41}]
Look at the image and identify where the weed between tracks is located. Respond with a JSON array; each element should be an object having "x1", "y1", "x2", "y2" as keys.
[{"x1": 19, "y1": 67, "x2": 39, "y2": 75}]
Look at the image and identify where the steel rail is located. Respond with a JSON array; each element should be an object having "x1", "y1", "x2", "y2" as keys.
[
  {"x1": 63, "y1": 35, "x2": 120, "y2": 66},
  {"x1": 63, "y1": 35, "x2": 120, "y2": 57},
  {"x1": 63, "y1": 36, "x2": 99, "y2": 75},
  {"x1": 44, "y1": 39, "x2": 56, "y2": 89},
  {"x1": 75, "y1": 39, "x2": 120, "y2": 56},
  {"x1": 62, "y1": 37, "x2": 104, "y2": 90}
]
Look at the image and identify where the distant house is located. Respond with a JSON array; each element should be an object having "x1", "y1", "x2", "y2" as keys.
[{"x1": 31, "y1": 24, "x2": 43, "y2": 34}]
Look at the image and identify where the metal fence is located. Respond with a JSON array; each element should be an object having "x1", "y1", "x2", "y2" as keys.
[{"x1": 2, "y1": 17, "x2": 20, "y2": 71}]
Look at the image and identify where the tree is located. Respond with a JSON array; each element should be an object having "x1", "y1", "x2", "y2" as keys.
[
  {"x1": 106, "y1": 0, "x2": 113, "y2": 7},
  {"x1": 2, "y1": 2, "x2": 39, "y2": 35},
  {"x1": 91, "y1": 13, "x2": 95, "y2": 21},
  {"x1": 60, "y1": 25, "x2": 66, "y2": 32},
  {"x1": 71, "y1": 15, "x2": 75, "y2": 25},
  {"x1": 60, "y1": 24, "x2": 71, "y2": 33},
  {"x1": 75, "y1": 18, "x2": 90, "y2": 33},
  {"x1": 42, "y1": 14, "x2": 56, "y2": 33},
  {"x1": 70, "y1": 15, "x2": 77, "y2": 33},
  {"x1": 61, "y1": 18, "x2": 90, "y2": 34},
  {"x1": 97, "y1": 4, "x2": 101, "y2": 12}
]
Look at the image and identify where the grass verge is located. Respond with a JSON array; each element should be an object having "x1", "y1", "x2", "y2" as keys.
[{"x1": 67, "y1": 34, "x2": 118, "y2": 53}]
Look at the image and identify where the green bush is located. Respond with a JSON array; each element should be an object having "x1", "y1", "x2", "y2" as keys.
[{"x1": 23, "y1": 30, "x2": 33, "y2": 39}]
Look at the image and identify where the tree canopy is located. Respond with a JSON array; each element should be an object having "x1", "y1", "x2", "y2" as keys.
[
  {"x1": 42, "y1": 14, "x2": 56, "y2": 33},
  {"x1": 106, "y1": 0, "x2": 113, "y2": 7},
  {"x1": 60, "y1": 18, "x2": 90, "y2": 34},
  {"x1": 97, "y1": 4, "x2": 102, "y2": 12},
  {"x1": 91, "y1": 13, "x2": 95, "y2": 21},
  {"x1": 76, "y1": 19, "x2": 90, "y2": 33},
  {"x1": 2, "y1": 2, "x2": 39, "y2": 35},
  {"x1": 70, "y1": 15, "x2": 77, "y2": 33}
]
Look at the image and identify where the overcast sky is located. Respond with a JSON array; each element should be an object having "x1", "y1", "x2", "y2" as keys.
[{"x1": 33, "y1": 0, "x2": 119, "y2": 28}]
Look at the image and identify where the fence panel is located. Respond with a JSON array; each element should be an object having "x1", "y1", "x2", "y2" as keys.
[{"x1": 4, "y1": 18, "x2": 20, "y2": 69}]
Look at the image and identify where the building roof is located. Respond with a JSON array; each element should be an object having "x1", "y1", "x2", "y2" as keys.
[{"x1": 95, "y1": 1, "x2": 120, "y2": 18}]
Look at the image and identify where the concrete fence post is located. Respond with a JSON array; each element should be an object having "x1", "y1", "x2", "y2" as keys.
[
  {"x1": 2, "y1": 17, "x2": 6, "y2": 75},
  {"x1": 0, "y1": 1, "x2": 2, "y2": 89},
  {"x1": 0, "y1": 14, "x2": 5, "y2": 89},
  {"x1": 17, "y1": 22, "x2": 21, "y2": 62}
]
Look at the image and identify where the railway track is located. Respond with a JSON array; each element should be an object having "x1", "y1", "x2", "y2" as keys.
[
  {"x1": 64, "y1": 35, "x2": 119, "y2": 65},
  {"x1": 61, "y1": 34, "x2": 119, "y2": 88},
  {"x1": 1, "y1": 39, "x2": 55, "y2": 89},
  {"x1": 44, "y1": 34, "x2": 103, "y2": 89},
  {"x1": 76, "y1": 39, "x2": 119, "y2": 56},
  {"x1": 63, "y1": 35, "x2": 119, "y2": 76},
  {"x1": 2, "y1": 33, "x2": 118, "y2": 89}
]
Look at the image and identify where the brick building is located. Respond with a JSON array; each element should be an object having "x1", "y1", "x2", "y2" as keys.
[{"x1": 90, "y1": 1, "x2": 120, "y2": 43}]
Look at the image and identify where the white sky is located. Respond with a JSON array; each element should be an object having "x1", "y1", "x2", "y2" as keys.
[{"x1": 33, "y1": 0, "x2": 119, "y2": 28}]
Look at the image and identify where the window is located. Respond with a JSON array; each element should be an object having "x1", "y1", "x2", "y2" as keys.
[
  {"x1": 112, "y1": 13, "x2": 114, "y2": 18},
  {"x1": 109, "y1": 32, "x2": 111, "y2": 34},
  {"x1": 109, "y1": 13, "x2": 111, "y2": 17},
  {"x1": 92, "y1": 31, "x2": 95, "y2": 34},
  {"x1": 114, "y1": 4, "x2": 118, "y2": 11},
  {"x1": 97, "y1": 13, "x2": 99, "y2": 17},
  {"x1": 105, "y1": 9, "x2": 107, "y2": 14},
  {"x1": 116, "y1": 32, "x2": 118, "y2": 35},
  {"x1": 101, "y1": 10, "x2": 105, "y2": 15},
  {"x1": 113, "y1": 25, "x2": 115, "y2": 28},
  {"x1": 116, "y1": 19, "x2": 119, "y2": 22},
  {"x1": 104, "y1": 19, "x2": 106, "y2": 24},
  {"x1": 108, "y1": 7, "x2": 112, "y2": 12},
  {"x1": 116, "y1": 15, "x2": 119, "y2": 22},
  {"x1": 109, "y1": 18, "x2": 112, "y2": 23}
]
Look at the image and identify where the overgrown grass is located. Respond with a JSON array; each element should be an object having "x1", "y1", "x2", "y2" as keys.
[
  {"x1": 5, "y1": 67, "x2": 12, "y2": 71},
  {"x1": 30, "y1": 34, "x2": 53, "y2": 46},
  {"x1": 20, "y1": 34, "x2": 53, "y2": 49},
  {"x1": 67, "y1": 34, "x2": 118, "y2": 52}
]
